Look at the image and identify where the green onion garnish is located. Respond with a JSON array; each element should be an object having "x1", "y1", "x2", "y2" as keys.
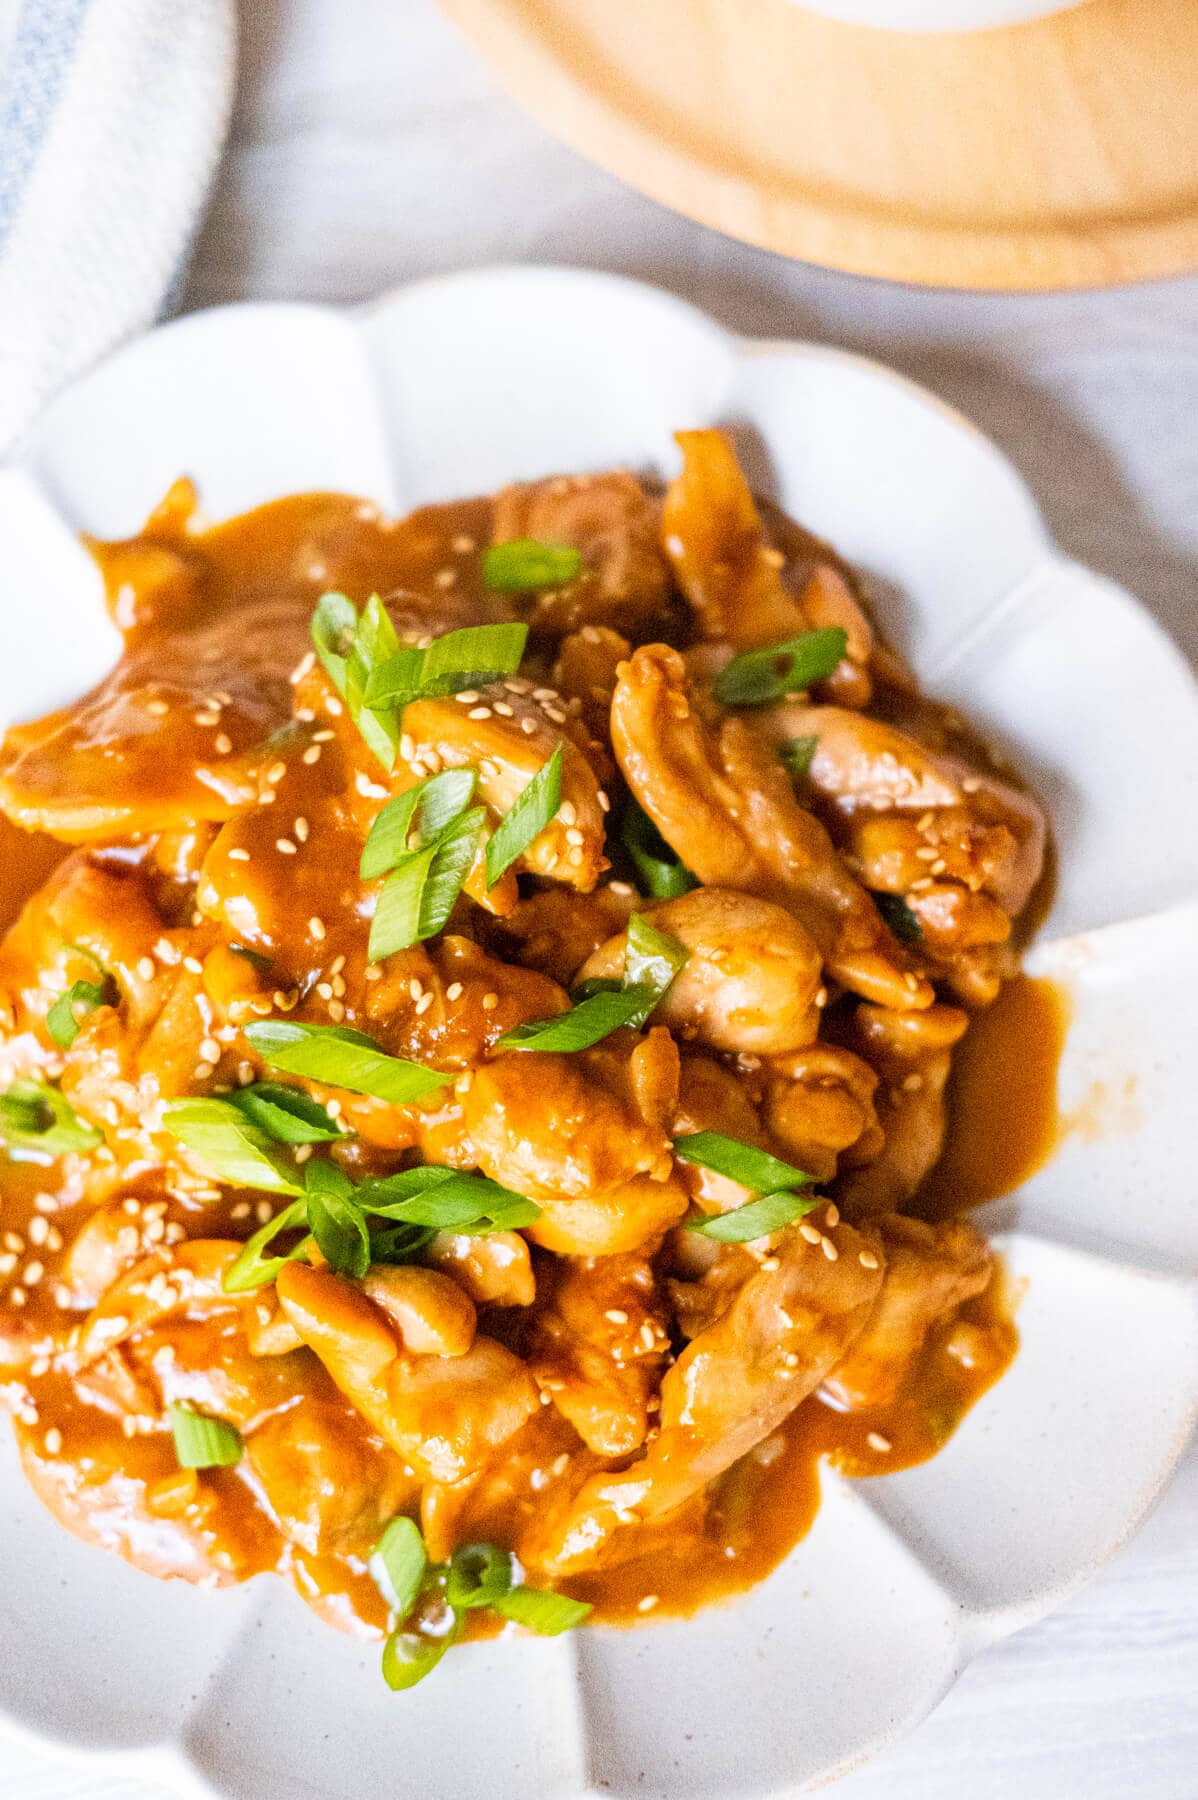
[
  {"x1": 484, "y1": 745, "x2": 564, "y2": 888},
  {"x1": 243, "y1": 1020, "x2": 453, "y2": 1106},
  {"x1": 492, "y1": 1585, "x2": 593, "y2": 1635},
  {"x1": 685, "y1": 1188, "x2": 819, "y2": 1242},
  {"x1": 482, "y1": 540, "x2": 582, "y2": 592},
  {"x1": 0, "y1": 1080, "x2": 102, "y2": 1158},
  {"x1": 360, "y1": 770, "x2": 478, "y2": 880},
  {"x1": 230, "y1": 1083, "x2": 344, "y2": 1144},
  {"x1": 495, "y1": 986, "x2": 654, "y2": 1053},
  {"x1": 623, "y1": 913, "x2": 688, "y2": 1003},
  {"x1": 673, "y1": 1131, "x2": 812, "y2": 1195},
  {"x1": 230, "y1": 943, "x2": 273, "y2": 974},
  {"x1": 372, "y1": 1515, "x2": 428, "y2": 1619},
  {"x1": 872, "y1": 890, "x2": 923, "y2": 944},
  {"x1": 162, "y1": 1098, "x2": 303, "y2": 1195},
  {"x1": 304, "y1": 1160, "x2": 370, "y2": 1278},
  {"x1": 381, "y1": 1627, "x2": 457, "y2": 1691},
  {"x1": 712, "y1": 627, "x2": 847, "y2": 707},
  {"x1": 356, "y1": 1168, "x2": 540, "y2": 1232},
  {"x1": 620, "y1": 802, "x2": 698, "y2": 900},
  {"x1": 368, "y1": 806, "x2": 485, "y2": 962},
  {"x1": 779, "y1": 735, "x2": 818, "y2": 782},
  {"x1": 310, "y1": 592, "x2": 403, "y2": 770},
  {"x1": 445, "y1": 1542, "x2": 514, "y2": 1612},
  {"x1": 168, "y1": 1402, "x2": 243, "y2": 1470},
  {"x1": 222, "y1": 1195, "x2": 311, "y2": 1293},
  {"x1": 46, "y1": 977, "x2": 109, "y2": 1049},
  {"x1": 363, "y1": 623, "x2": 529, "y2": 708}
]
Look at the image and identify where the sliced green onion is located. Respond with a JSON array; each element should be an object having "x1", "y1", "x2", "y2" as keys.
[
  {"x1": 712, "y1": 627, "x2": 847, "y2": 707},
  {"x1": 482, "y1": 540, "x2": 582, "y2": 592},
  {"x1": 672, "y1": 1131, "x2": 812, "y2": 1195},
  {"x1": 310, "y1": 592, "x2": 357, "y2": 695},
  {"x1": 872, "y1": 890, "x2": 923, "y2": 944},
  {"x1": 168, "y1": 1402, "x2": 243, "y2": 1470},
  {"x1": 357, "y1": 1168, "x2": 540, "y2": 1232},
  {"x1": 623, "y1": 913, "x2": 687, "y2": 1011},
  {"x1": 345, "y1": 594, "x2": 403, "y2": 770},
  {"x1": 304, "y1": 1160, "x2": 370, "y2": 1278},
  {"x1": 381, "y1": 1627, "x2": 455, "y2": 1691},
  {"x1": 231, "y1": 1083, "x2": 343, "y2": 1144},
  {"x1": 372, "y1": 1515, "x2": 428, "y2": 1619},
  {"x1": 685, "y1": 1188, "x2": 819, "y2": 1242},
  {"x1": 484, "y1": 745, "x2": 563, "y2": 888},
  {"x1": 446, "y1": 1542, "x2": 514, "y2": 1612},
  {"x1": 162, "y1": 1099, "x2": 302, "y2": 1195},
  {"x1": 492, "y1": 1585, "x2": 593, "y2": 1635},
  {"x1": 369, "y1": 1221, "x2": 437, "y2": 1263},
  {"x1": 620, "y1": 802, "x2": 698, "y2": 900},
  {"x1": 368, "y1": 806, "x2": 485, "y2": 961},
  {"x1": 779, "y1": 735, "x2": 818, "y2": 782},
  {"x1": 361, "y1": 769, "x2": 477, "y2": 880},
  {"x1": 0, "y1": 1080, "x2": 102, "y2": 1159},
  {"x1": 222, "y1": 1196, "x2": 311, "y2": 1293},
  {"x1": 46, "y1": 977, "x2": 108, "y2": 1049},
  {"x1": 244, "y1": 1020, "x2": 453, "y2": 1105},
  {"x1": 496, "y1": 986, "x2": 654, "y2": 1053},
  {"x1": 364, "y1": 623, "x2": 529, "y2": 707}
]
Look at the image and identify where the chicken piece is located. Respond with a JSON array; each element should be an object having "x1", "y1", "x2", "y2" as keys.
[
  {"x1": 757, "y1": 704, "x2": 1046, "y2": 918},
  {"x1": 488, "y1": 886, "x2": 638, "y2": 986},
  {"x1": 530, "y1": 1255, "x2": 670, "y2": 1457},
  {"x1": 361, "y1": 1265, "x2": 477, "y2": 1357},
  {"x1": 611, "y1": 645, "x2": 931, "y2": 1011},
  {"x1": 521, "y1": 1215, "x2": 884, "y2": 1578},
  {"x1": 424, "y1": 1230, "x2": 536, "y2": 1309},
  {"x1": 0, "y1": 587, "x2": 305, "y2": 840},
  {"x1": 835, "y1": 1002, "x2": 970, "y2": 1219},
  {"x1": 463, "y1": 1029, "x2": 678, "y2": 1205},
  {"x1": 276, "y1": 1262, "x2": 538, "y2": 1487},
  {"x1": 662, "y1": 430, "x2": 870, "y2": 697},
  {"x1": 763, "y1": 1044, "x2": 884, "y2": 1184},
  {"x1": 552, "y1": 625, "x2": 631, "y2": 746},
  {"x1": 246, "y1": 1396, "x2": 418, "y2": 1557},
  {"x1": 400, "y1": 682, "x2": 609, "y2": 891},
  {"x1": 579, "y1": 888, "x2": 822, "y2": 1056},
  {"x1": 492, "y1": 470, "x2": 671, "y2": 639},
  {"x1": 822, "y1": 1214, "x2": 992, "y2": 1410},
  {"x1": 76, "y1": 1240, "x2": 244, "y2": 1365}
]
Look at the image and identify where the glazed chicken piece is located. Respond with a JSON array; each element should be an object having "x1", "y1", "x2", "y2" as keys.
[
  {"x1": 822, "y1": 1214, "x2": 993, "y2": 1410},
  {"x1": 835, "y1": 1002, "x2": 970, "y2": 1219},
  {"x1": 491, "y1": 470, "x2": 672, "y2": 639},
  {"x1": 756, "y1": 703, "x2": 1046, "y2": 919},
  {"x1": 552, "y1": 624, "x2": 632, "y2": 747},
  {"x1": 487, "y1": 885, "x2": 638, "y2": 986},
  {"x1": 578, "y1": 888, "x2": 823, "y2": 1056},
  {"x1": 530, "y1": 1254, "x2": 670, "y2": 1457},
  {"x1": 521, "y1": 1214, "x2": 885, "y2": 1579},
  {"x1": 610, "y1": 645, "x2": 932, "y2": 1011},
  {"x1": 275, "y1": 1262, "x2": 539, "y2": 1488},
  {"x1": 763, "y1": 1043, "x2": 885, "y2": 1184},
  {"x1": 662, "y1": 429, "x2": 872, "y2": 700},
  {"x1": 461, "y1": 1027, "x2": 688, "y2": 1255},
  {"x1": 400, "y1": 681, "x2": 609, "y2": 892}
]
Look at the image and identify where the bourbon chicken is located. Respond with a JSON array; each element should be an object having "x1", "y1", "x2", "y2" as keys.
[{"x1": 0, "y1": 433, "x2": 1047, "y2": 1684}]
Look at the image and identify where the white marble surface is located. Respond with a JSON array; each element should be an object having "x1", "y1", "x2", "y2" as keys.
[{"x1": 6, "y1": 1, "x2": 1197, "y2": 1793}]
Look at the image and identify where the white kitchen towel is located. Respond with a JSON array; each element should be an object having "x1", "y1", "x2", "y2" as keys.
[{"x1": 0, "y1": 0, "x2": 236, "y2": 453}]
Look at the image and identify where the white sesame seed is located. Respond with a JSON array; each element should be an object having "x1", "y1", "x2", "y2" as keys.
[
  {"x1": 327, "y1": 1000, "x2": 346, "y2": 1023},
  {"x1": 565, "y1": 827, "x2": 584, "y2": 847},
  {"x1": 482, "y1": 992, "x2": 499, "y2": 1012},
  {"x1": 255, "y1": 1201, "x2": 274, "y2": 1226},
  {"x1": 276, "y1": 838, "x2": 297, "y2": 855},
  {"x1": 44, "y1": 1428, "x2": 62, "y2": 1455},
  {"x1": 146, "y1": 698, "x2": 169, "y2": 715},
  {"x1": 520, "y1": 717, "x2": 537, "y2": 735},
  {"x1": 415, "y1": 993, "x2": 433, "y2": 1016},
  {"x1": 294, "y1": 817, "x2": 309, "y2": 843},
  {"x1": 859, "y1": 1249, "x2": 880, "y2": 1270},
  {"x1": 309, "y1": 917, "x2": 326, "y2": 940},
  {"x1": 302, "y1": 745, "x2": 321, "y2": 765},
  {"x1": 866, "y1": 1432, "x2": 892, "y2": 1453},
  {"x1": 184, "y1": 957, "x2": 204, "y2": 975},
  {"x1": 637, "y1": 1594, "x2": 659, "y2": 1613},
  {"x1": 598, "y1": 790, "x2": 610, "y2": 813},
  {"x1": 799, "y1": 1223, "x2": 821, "y2": 1245},
  {"x1": 452, "y1": 534, "x2": 475, "y2": 554},
  {"x1": 214, "y1": 734, "x2": 233, "y2": 756},
  {"x1": 821, "y1": 1237, "x2": 839, "y2": 1261},
  {"x1": 28, "y1": 1216, "x2": 48, "y2": 1247},
  {"x1": 609, "y1": 881, "x2": 633, "y2": 897},
  {"x1": 136, "y1": 956, "x2": 156, "y2": 981},
  {"x1": 446, "y1": 982, "x2": 463, "y2": 1002},
  {"x1": 468, "y1": 706, "x2": 492, "y2": 721},
  {"x1": 230, "y1": 1202, "x2": 251, "y2": 1220},
  {"x1": 199, "y1": 1037, "x2": 220, "y2": 1063},
  {"x1": 605, "y1": 1308, "x2": 629, "y2": 1324},
  {"x1": 9, "y1": 1287, "x2": 26, "y2": 1307}
]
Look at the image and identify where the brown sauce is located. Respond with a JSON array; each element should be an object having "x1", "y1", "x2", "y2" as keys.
[{"x1": 919, "y1": 975, "x2": 1068, "y2": 1217}]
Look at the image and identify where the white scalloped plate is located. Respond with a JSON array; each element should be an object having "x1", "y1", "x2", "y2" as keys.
[{"x1": 0, "y1": 267, "x2": 1194, "y2": 1799}]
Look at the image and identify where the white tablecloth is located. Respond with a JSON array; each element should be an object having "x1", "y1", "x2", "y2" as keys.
[{"x1": 6, "y1": 1, "x2": 1197, "y2": 1794}]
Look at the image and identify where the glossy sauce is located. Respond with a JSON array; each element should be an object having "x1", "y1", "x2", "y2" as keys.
[{"x1": 919, "y1": 975, "x2": 1068, "y2": 1217}]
